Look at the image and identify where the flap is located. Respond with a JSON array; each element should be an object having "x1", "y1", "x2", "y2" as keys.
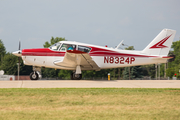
[{"x1": 54, "y1": 50, "x2": 100, "y2": 70}]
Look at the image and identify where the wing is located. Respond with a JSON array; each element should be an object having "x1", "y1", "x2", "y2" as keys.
[{"x1": 54, "y1": 50, "x2": 100, "y2": 70}]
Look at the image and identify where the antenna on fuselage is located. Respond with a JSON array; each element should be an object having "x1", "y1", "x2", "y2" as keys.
[{"x1": 115, "y1": 40, "x2": 124, "y2": 49}]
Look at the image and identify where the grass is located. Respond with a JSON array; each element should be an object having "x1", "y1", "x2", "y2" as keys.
[{"x1": 0, "y1": 88, "x2": 180, "y2": 120}]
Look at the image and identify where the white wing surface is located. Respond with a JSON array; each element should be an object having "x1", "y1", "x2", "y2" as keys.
[{"x1": 54, "y1": 50, "x2": 100, "y2": 70}]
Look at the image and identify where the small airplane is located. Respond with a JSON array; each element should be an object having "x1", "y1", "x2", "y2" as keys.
[{"x1": 13, "y1": 29, "x2": 176, "y2": 80}]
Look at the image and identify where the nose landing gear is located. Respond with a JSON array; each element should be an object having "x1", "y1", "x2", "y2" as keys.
[
  {"x1": 30, "y1": 66, "x2": 42, "y2": 80},
  {"x1": 30, "y1": 72, "x2": 39, "y2": 80}
]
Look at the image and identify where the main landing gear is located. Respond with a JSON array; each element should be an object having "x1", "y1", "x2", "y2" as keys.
[
  {"x1": 30, "y1": 66, "x2": 42, "y2": 80},
  {"x1": 71, "y1": 72, "x2": 82, "y2": 80},
  {"x1": 29, "y1": 66, "x2": 82, "y2": 80},
  {"x1": 71, "y1": 65, "x2": 82, "y2": 80}
]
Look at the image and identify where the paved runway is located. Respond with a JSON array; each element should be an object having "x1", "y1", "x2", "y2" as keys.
[{"x1": 0, "y1": 80, "x2": 180, "y2": 88}]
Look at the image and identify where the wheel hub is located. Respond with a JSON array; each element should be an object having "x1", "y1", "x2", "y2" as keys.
[{"x1": 32, "y1": 73, "x2": 37, "y2": 79}]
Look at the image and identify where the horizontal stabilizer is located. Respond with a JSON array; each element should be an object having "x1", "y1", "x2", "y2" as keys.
[{"x1": 151, "y1": 56, "x2": 173, "y2": 60}]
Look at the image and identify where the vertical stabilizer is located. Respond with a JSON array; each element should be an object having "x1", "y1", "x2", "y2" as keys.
[{"x1": 142, "y1": 29, "x2": 176, "y2": 56}]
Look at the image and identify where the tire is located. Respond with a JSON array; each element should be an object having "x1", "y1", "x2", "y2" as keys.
[
  {"x1": 71, "y1": 72, "x2": 82, "y2": 80},
  {"x1": 30, "y1": 72, "x2": 39, "y2": 80},
  {"x1": 73, "y1": 74, "x2": 82, "y2": 80}
]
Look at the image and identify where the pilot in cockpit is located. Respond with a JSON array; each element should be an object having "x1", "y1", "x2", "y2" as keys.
[{"x1": 67, "y1": 45, "x2": 74, "y2": 50}]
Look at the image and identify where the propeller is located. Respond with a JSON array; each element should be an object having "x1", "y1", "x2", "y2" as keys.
[
  {"x1": 12, "y1": 42, "x2": 22, "y2": 57},
  {"x1": 12, "y1": 41, "x2": 22, "y2": 80},
  {"x1": 17, "y1": 41, "x2": 21, "y2": 80}
]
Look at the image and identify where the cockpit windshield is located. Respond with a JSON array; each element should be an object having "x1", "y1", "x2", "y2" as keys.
[
  {"x1": 49, "y1": 43, "x2": 61, "y2": 51},
  {"x1": 59, "y1": 44, "x2": 76, "y2": 51}
]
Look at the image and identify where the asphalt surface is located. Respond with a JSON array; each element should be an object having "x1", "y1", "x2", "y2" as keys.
[{"x1": 0, "y1": 80, "x2": 180, "y2": 88}]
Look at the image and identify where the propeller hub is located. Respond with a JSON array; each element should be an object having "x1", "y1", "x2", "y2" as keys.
[{"x1": 12, "y1": 50, "x2": 22, "y2": 57}]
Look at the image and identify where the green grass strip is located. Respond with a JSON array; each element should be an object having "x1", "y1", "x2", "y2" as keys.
[{"x1": 0, "y1": 88, "x2": 180, "y2": 120}]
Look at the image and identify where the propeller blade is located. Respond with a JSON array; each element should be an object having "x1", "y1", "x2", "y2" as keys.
[
  {"x1": 18, "y1": 41, "x2": 21, "y2": 54},
  {"x1": 18, "y1": 51, "x2": 21, "y2": 81},
  {"x1": 19, "y1": 56, "x2": 20, "y2": 64},
  {"x1": 19, "y1": 41, "x2": 21, "y2": 50}
]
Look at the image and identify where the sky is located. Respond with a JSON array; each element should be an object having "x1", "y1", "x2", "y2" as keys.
[{"x1": 0, "y1": 0, "x2": 180, "y2": 52}]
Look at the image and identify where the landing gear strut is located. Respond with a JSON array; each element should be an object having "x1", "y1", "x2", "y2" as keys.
[
  {"x1": 30, "y1": 66, "x2": 42, "y2": 80},
  {"x1": 70, "y1": 65, "x2": 82, "y2": 80},
  {"x1": 71, "y1": 72, "x2": 82, "y2": 80}
]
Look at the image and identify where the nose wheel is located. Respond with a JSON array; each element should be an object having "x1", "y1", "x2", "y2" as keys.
[
  {"x1": 71, "y1": 72, "x2": 82, "y2": 80},
  {"x1": 30, "y1": 72, "x2": 39, "y2": 80},
  {"x1": 30, "y1": 66, "x2": 42, "y2": 80}
]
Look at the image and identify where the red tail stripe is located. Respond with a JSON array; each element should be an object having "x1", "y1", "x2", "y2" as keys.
[{"x1": 150, "y1": 35, "x2": 172, "y2": 49}]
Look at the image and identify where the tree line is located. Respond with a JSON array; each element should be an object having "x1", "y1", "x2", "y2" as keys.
[{"x1": 0, "y1": 37, "x2": 179, "y2": 80}]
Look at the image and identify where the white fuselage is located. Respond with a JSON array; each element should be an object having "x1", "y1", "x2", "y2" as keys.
[{"x1": 21, "y1": 41, "x2": 167, "y2": 71}]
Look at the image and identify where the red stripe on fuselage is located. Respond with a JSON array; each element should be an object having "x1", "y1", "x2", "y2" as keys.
[
  {"x1": 22, "y1": 47, "x2": 157, "y2": 58},
  {"x1": 89, "y1": 46, "x2": 157, "y2": 58},
  {"x1": 22, "y1": 48, "x2": 65, "y2": 56}
]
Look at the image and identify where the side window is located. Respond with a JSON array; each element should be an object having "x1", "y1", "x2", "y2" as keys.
[
  {"x1": 78, "y1": 45, "x2": 91, "y2": 53},
  {"x1": 60, "y1": 44, "x2": 76, "y2": 51}
]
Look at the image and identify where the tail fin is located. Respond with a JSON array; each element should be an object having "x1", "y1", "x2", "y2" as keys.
[{"x1": 142, "y1": 29, "x2": 176, "y2": 56}]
